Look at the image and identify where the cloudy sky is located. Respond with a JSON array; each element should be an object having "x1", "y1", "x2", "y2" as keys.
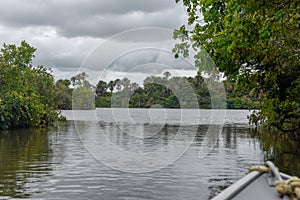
[{"x1": 0, "y1": 0, "x2": 196, "y2": 84}]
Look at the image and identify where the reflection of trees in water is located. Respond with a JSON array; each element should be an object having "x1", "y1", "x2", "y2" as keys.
[
  {"x1": 194, "y1": 125, "x2": 209, "y2": 144},
  {"x1": 201, "y1": 127, "x2": 300, "y2": 199},
  {"x1": 250, "y1": 128, "x2": 300, "y2": 177},
  {"x1": 105, "y1": 123, "x2": 181, "y2": 153},
  {"x1": 97, "y1": 123, "x2": 204, "y2": 153},
  {"x1": 207, "y1": 127, "x2": 262, "y2": 199},
  {"x1": 96, "y1": 123, "x2": 218, "y2": 154},
  {"x1": 0, "y1": 128, "x2": 53, "y2": 198},
  {"x1": 208, "y1": 127, "x2": 300, "y2": 197}
]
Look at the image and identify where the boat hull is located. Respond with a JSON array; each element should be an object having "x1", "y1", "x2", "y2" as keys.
[{"x1": 212, "y1": 171, "x2": 292, "y2": 200}]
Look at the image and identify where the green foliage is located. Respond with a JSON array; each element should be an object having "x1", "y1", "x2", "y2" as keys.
[
  {"x1": 54, "y1": 79, "x2": 72, "y2": 110},
  {"x1": 129, "y1": 87, "x2": 150, "y2": 108},
  {"x1": 72, "y1": 86, "x2": 95, "y2": 110},
  {"x1": 94, "y1": 72, "x2": 255, "y2": 109},
  {"x1": 71, "y1": 72, "x2": 93, "y2": 88},
  {"x1": 96, "y1": 80, "x2": 109, "y2": 97},
  {"x1": 0, "y1": 40, "x2": 258, "y2": 131},
  {"x1": 224, "y1": 80, "x2": 257, "y2": 109},
  {"x1": 0, "y1": 41, "x2": 58, "y2": 130},
  {"x1": 95, "y1": 96, "x2": 111, "y2": 108},
  {"x1": 0, "y1": 41, "x2": 36, "y2": 69},
  {"x1": 71, "y1": 72, "x2": 95, "y2": 110},
  {"x1": 174, "y1": 0, "x2": 300, "y2": 135}
]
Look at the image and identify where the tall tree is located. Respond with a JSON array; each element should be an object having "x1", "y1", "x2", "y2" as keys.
[
  {"x1": 0, "y1": 41, "x2": 36, "y2": 69},
  {"x1": 0, "y1": 41, "x2": 58, "y2": 129},
  {"x1": 96, "y1": 80, "x2": 108, "y2": 97},
  {"x1": 71, "y1": 72, "x2": 95, "y2": 110},
  {"x1": 121, "y1": 77, "x2": 131, "y2": 90},
  {"x1": 108, "y1": 80, "x2": 115, "y2": 93},
  {"x1": 114, "y1": 79, "x2": 121, "y2": 91},
  {"x1": 163, "y1": 71, "x2": 171, "y2": 80},
  {"x1": 174, "y1": 0, "x2": 300, "y2": 136},
  {"x1": 71, "y1": 72, "x2": 93, "y2": 89},
  {"x1": 55, "y1": 79, "x2": 72, "y2": 110}
]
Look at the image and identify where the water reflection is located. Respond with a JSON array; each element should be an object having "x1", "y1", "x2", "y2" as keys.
[
  {"x1": 0, "y1": 119, "x2": 299, "y2": 199},
  {"x1": 0, "y1": 128, "x2": 52, "y2": 198},
  {"x1": 250, "y1": 128, "x2": 300, "y2": 177},
  {"x1": 206, "y1": 127, "x2": 263, "y2": 199}
]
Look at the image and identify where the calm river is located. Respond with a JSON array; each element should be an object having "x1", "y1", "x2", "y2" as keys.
[{"x1": 0, "y1": 109, "x2": 299, "y2": 199}]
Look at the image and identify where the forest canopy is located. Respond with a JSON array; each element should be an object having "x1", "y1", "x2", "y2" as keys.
[
  {"x1": 52, "y1": 71, "x2": 257, "y2": 110},
  {"x1": 173, "y1": 0, "x2": 300, "y2": 136},
  {"x1": 0, "y1": 39, "x2": 279, "y2": 131}
]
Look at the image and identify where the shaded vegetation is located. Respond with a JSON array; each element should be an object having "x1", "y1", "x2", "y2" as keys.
[
  {"x1": 250, "y1": 128, "x2": 300, "y2": 177},
  {"x1": 173, "y1": 0, "x2": 300, "y2": 137}
]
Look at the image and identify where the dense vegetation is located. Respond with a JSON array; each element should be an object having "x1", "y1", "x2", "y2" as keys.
[
  {"x1": 173, "y1": 0, "x2": 300, "y2": 137},
  {"x1": 56, "y1": 71, "x2": 257, "y2": 110},
  {"x1": 0, "y1": 41, "x2": 260, "y2": 130},
  {"x1": 0, "y1": 41, "x2": 255, "y2": 129},
  {"x1": 0, "y1": 41, "x2": 59, "y2": 130}
]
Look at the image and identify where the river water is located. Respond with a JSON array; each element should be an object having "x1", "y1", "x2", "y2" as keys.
[{"x1": 0, "y1": 109, "x2": 299, "y2": 199}]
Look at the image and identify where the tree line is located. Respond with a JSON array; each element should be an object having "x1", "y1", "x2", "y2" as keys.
[
  {"x1": 55, "y1": 71, "x2": 258, "y2": 110},
  {"x1": 0, "y1": 40, "x2": 259, "y2": 131},
  {"x1": 1, "y1": 14, "x2": 299, "y2": 141}
]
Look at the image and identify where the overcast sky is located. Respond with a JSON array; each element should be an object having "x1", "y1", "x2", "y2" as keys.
[{"x1": 0, "y1": 0, "x2": 196, "y2": 84}]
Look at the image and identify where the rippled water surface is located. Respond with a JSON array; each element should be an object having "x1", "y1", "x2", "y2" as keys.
[{"x1": 0, "y1": 109, "x2": 284, "y2": 199}]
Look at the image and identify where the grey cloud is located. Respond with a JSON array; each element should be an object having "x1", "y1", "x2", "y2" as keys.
[
  {"x1": 0, "y1": 0, "x2": 184, "y2": 37},
  {"x1": 108, "y1": 49, "x2": 195, "y2": 73},
  {"x1": 0, "y1": 0, "x2": 190, "y2": 79},
  {"x1": 58, "y1": 9, "x2": 183, "y2": 38},
  {"x1": 30, "y1": 34, "x2": 103, "y2": 69}
]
